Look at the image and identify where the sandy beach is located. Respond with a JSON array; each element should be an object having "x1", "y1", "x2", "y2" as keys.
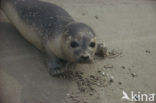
[{"x1": 0, "y1": 0, "x2": 156, "y2": 103}]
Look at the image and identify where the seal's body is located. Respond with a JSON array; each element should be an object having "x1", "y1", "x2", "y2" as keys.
[{"x1": 1, "y1": 0, "x2": 98, "y2": 75}]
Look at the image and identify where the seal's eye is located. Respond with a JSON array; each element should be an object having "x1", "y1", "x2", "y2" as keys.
[
  {"x1": 70, "y1": 41, "x2": 79, "y2": 48},
  {"x1": 89, "y1": 42, "x2": 96, "y2": 48}
]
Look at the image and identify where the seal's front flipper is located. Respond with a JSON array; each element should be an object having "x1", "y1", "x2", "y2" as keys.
[
  {"x1": 95, "y1": 42, "x2": 107, "y2": 57},
  {"x1": 47, "y1": 55, "x2": 74, "y2": 76},
  {"x1": 47, "y1": 56, "x2": 65, "y2": 76}
]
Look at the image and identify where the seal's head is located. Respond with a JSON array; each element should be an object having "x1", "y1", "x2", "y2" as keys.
[{"x1": 62, "y1": 22, "x2": 97, "y2": 63}]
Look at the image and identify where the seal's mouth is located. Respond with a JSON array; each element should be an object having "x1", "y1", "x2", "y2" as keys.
[{"x1": 77, "y1": 58, "x2": 93, "y2": 64}]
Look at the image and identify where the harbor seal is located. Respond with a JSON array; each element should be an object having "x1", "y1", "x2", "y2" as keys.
[{"x1": 1, "y1": 0, "x2": 106, "y2": 76}]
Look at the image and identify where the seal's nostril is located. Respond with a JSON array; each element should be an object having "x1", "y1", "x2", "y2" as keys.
[{"x1": 81, "y1": 55, "x2": 89, "y2": 60}]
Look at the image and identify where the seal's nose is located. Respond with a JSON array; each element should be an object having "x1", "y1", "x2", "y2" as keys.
[{"x1": 81, "y1": 55, "x2": 89, "y2": 61}]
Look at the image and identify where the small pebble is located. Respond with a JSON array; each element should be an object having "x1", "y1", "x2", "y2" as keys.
[
  {"x1": 146, "y1": 50, "x2": 151, "y2": 54},
  {"x1": 97, "y1": 70, "x2": 101, "y2": 73},
  {"x1": 102, "y1": 72, "x2": 105, "y2": 75},
  {"x1": 131, "y1": 73, "x2": 137, "y2": 77},
  {"x1": 94, "y1": 16, "x2": 99, "y2": 19},
  {"x1": 109, "y1": 75, "x2": 114, "y2": 83},
  {"x1": 121, "y1": 66, "x2": 126, "y2": 69},
  {"x1": 89, "y1": 93, "x2": 93, "y2": 96},
  {"x1": 118, "y1": 82, "x2": 122, "y2": 85},
  {"x1": 98, "y1": 71, "x2": 105, "y2": 76}
]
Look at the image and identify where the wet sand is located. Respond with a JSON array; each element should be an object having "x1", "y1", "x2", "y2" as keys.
[{"x1": 0, "y1": 0, "x2": 156, "y2": 103}]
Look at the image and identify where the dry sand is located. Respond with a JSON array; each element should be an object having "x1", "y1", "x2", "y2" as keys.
[{"x1": 0, "y1": 0, "x2": 156, "y2": 103}]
